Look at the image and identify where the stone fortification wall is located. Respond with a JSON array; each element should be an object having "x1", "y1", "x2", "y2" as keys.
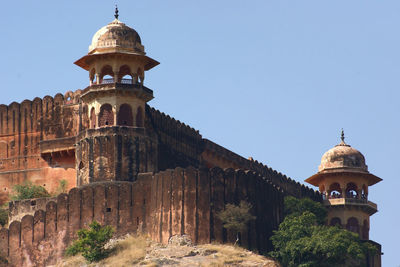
[
  {"x1": 146, "y1": 110, "x2": 319, "y2": 202},
  {"x1": 75, "y1": 126, "x2": 158, "y2": 185},
  {"x1": 0, "y1": 90, "x2": 82, "y2": 204},
  {"x1": 0, "y1": 167, "x2": 284, "y2": 266},
  {"x1": 146, "y1": 106, "x2": 203, "y2": 171},
  {"x1": 202, "y1": 139, "x2": 321, "y2": 201},
  {"x1": 8, "y1": 197, "x2": 57, "y2": 224},
  {"x1": 148, "y1": 167, "x2": 284, "y2": 252}
]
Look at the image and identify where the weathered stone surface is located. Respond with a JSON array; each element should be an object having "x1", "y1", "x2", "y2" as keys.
[{"x1": 1, "y1": 168, "x2": 288, "y2": 266}]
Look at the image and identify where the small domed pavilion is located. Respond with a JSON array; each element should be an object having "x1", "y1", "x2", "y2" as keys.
[{"x1": 305, "y1": 130, "x2": 382, "y2": 240}]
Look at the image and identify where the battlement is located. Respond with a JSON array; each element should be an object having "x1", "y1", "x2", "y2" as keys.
[
  {"x1": 0, "y1": 167, "x2": 286, "y2": 266},
  {"x1": 202, "y1": 139, "x2": 321, "y2": 201}
]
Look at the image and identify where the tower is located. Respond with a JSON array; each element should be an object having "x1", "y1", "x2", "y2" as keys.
[
  {"x1": 73, "y1": 8, "x2": 159, "y2": 185},
  {"x1": 305, "y1": 131, "x2": 382, "y2": 241}
]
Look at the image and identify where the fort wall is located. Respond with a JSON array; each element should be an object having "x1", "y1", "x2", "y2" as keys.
[
  {"x1": 8, "y1": 197, "x2": 57, "y2": 223},
  {"x1": 0, "y1": 91, "x2": 82, "y2": 204},
  {"x1": 0, "y1": 167, "x2": 284, "y2": 266},
  {"x1": 202, "y1": 139, "x2": 321, "y2": 201},
  {"x1": 146, "y1": 106, "x2": 203, "y2": 170}
]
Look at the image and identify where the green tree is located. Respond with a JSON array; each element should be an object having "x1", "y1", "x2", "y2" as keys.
[
  {"x1": 269, "y1": 196, "x2": 376, "y2": 267},
  {"x1": 66, "y1": 220, "x2": 114, "y2": 263},
  {"x1": 217, "y1": 201, "x2": 256, "y2": 245},
  {"x1": 11, "y1": 181, "x2": 50, "y2": 200}
]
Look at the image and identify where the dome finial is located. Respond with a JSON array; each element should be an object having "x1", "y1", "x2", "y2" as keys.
[
  {"x1": 114, "y1": 4, "x2": 119, "y2": 20},
  {"x1": 341, "y1": 128, "x2": 345, "y2": 143}
]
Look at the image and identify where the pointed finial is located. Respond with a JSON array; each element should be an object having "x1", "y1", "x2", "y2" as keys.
[
  {"x1": 114, "y1": 5, "x2": 119, "y2": 20},
  {"x1": 341, "y1": 128, "x2": 345, "y2": 143}
]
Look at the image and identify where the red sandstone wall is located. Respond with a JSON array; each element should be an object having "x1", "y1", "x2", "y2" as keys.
[
  {"x1": 0, "y1": 91, "x2": 81, "y2": 204},
  {"x1": 0, "y1": 167, "x2": 284, "y2": 266}
]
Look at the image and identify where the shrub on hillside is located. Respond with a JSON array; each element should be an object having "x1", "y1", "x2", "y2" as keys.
[
  {"x1": 10, "y1": 181, "x2": 50, "y2": 201},
  {"x1": 66, "y1": 220, "x2": 114, "y2": 263},
  {"x1": 0, "y1": 207, "x2": 7, "y2": 227},
  {"x1": 217, "y1": 201, "x2": 256, "y2": 245}
]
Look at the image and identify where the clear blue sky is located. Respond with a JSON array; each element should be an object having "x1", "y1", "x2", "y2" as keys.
[{"x1": 0, "y1": 1, "x2": 399, "y2": 265}]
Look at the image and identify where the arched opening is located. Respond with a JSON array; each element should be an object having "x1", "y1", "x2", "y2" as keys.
[
  {"x1": 328, "y1": 183, "x2": 341, "y2": 198},
  {"x1": 98, "y1": 104, "x2": 114, "y2": 127},
  {"x1": 136, "y1": 106, "x2": 143, "y2": 127},
  {"x1": 330, "y1": 217, "x2": 342, "y2": 227},
  {"x1": 119, "y1": 65, "x2": 132, "y2": 84},
  {"x1": 90, "y1": 107, "x2": 96, "y2": 128},
  {"x1": 100, "y1": 65, "x2": 114, "y2": 84},
  {"x1": 346, "y1": 217, "x2": 360, "y2": 235},
  {"x1": 362, "y1": 220, "x2": 369, "y2": 240},
  {"x1": 346, "y1": 182, "x2": 358, "y2": 198},
  {"x1": 117, "y1": 104, "x2": 133, "y2": 126}
]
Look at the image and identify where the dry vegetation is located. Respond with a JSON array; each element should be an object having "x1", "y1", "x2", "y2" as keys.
[
  {"x1": 56, "y1": 234, "x2": 279, "y2": 267},
  {"x1": 198, "y1": 243, "x2": 278, "y2": 267}
]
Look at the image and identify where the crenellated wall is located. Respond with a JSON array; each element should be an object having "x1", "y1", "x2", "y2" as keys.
[
  {"x1": 0, "y1": 167, "x2": 284, "y2": 266},
  {"x1": 0, "y1": 91, "x2": 82, "y2": 204},
  {"x1": 146, "y1": 106, "x2": 203, "y2": 171},
  {"x1": 202, "y1": 139, "x2": 321, "y2": 201}
]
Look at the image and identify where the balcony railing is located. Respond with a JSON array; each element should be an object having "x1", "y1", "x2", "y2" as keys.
[
  {"x1": 323, "y1": 198, "x2": 377, "y2": 211},
  {"x1": 101, "y1": 78, "x2": 137, "y2": 85}
]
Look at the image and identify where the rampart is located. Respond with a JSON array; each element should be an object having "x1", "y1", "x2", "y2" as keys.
[
  {"x1": 0, "y1": 167, "x2": 284, "y2": 266},
  {"x1": 146, "y1": 106, "x2": 203, "y2": 170},
  {"x1": 0, "y1": 91, "x2": 82, "y2": 204},
  {"x1": 202, "y1": 139, "x2": 321, "y2": 201},
  {"x1": 8, "y1": 197, "x2": 57, "y2": 223}
]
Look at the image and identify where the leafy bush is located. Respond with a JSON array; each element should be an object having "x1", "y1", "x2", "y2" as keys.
[
  {"x1": 10, "y1": 181, "x2": 50, "y2": 200},
  {"x1": 66, "y1": 221, "x2": 114, "y2": 263},
  {"x1": 217, "y1": 201, "x2": 256, "y2": 244},
  {"x1": 0, "y1": 207, "x2": 7, "y2": 227},
  {"x1": 269, "y1": 196, "x2": 377, "y2": 267}
]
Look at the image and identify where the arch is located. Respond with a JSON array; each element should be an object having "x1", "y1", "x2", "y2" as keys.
[
  {"x1": 328, "y1": 183, "x2": 341, "y2": 198},
  {"x1": 346, "y1": 217, "x2": 360, "y2": 234},
  {"x1": 330, "y1": 217, "x2": 342, "y2": 227},
  {"x1": 90, "y1": 107, "x2": 96, "y2": 128},
  {"x1": 100, "y1": 65, "x2": 114, "y2": 83},
  {"x1": 136, "y1": 106, "x2": 143, "y2": 127},
  {"x1": 362, "y1": 219, "x2": 369, "y2": 240},
  {"x1": 346, "y1": 182, "x2": 358, "y2": 198},
  {"x1": 117, "y1": 104, "x2": 133, "y2": 126},
  {"x1": 98, "y1": 104, "x2": 114, "y2": 127},
  {"x1": 119, "y1": 65, "x2": 132, "y2": 83}
]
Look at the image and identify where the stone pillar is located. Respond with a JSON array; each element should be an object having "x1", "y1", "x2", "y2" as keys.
[
  {"x1": 96, "y1": 73, "x2": 101, "y2": 84},
  {"x1": 340, "y1": 183, "x2": 346, "y2": 198},
  {"x1": 113, "y1": 105, "x2": 117, "y2": 126},
  {"x1": 114, "y1": 72, "x2": 119, "y2": 83}
]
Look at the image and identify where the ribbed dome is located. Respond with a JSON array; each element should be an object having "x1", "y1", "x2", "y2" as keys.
[
  {"x1": 88, "y1": 19, "x2": 144, "y2": 55},
  {"x1": 318, "y1": 141, "x2": 368, "y2": 173}
]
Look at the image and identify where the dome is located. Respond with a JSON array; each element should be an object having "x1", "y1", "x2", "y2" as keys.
[
  {"x1": 88, "y1": 19, "x2": 145, "y2": 55},
  {"x1": 318, "y1": 141, "x2": 368, "y2": 173}
]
